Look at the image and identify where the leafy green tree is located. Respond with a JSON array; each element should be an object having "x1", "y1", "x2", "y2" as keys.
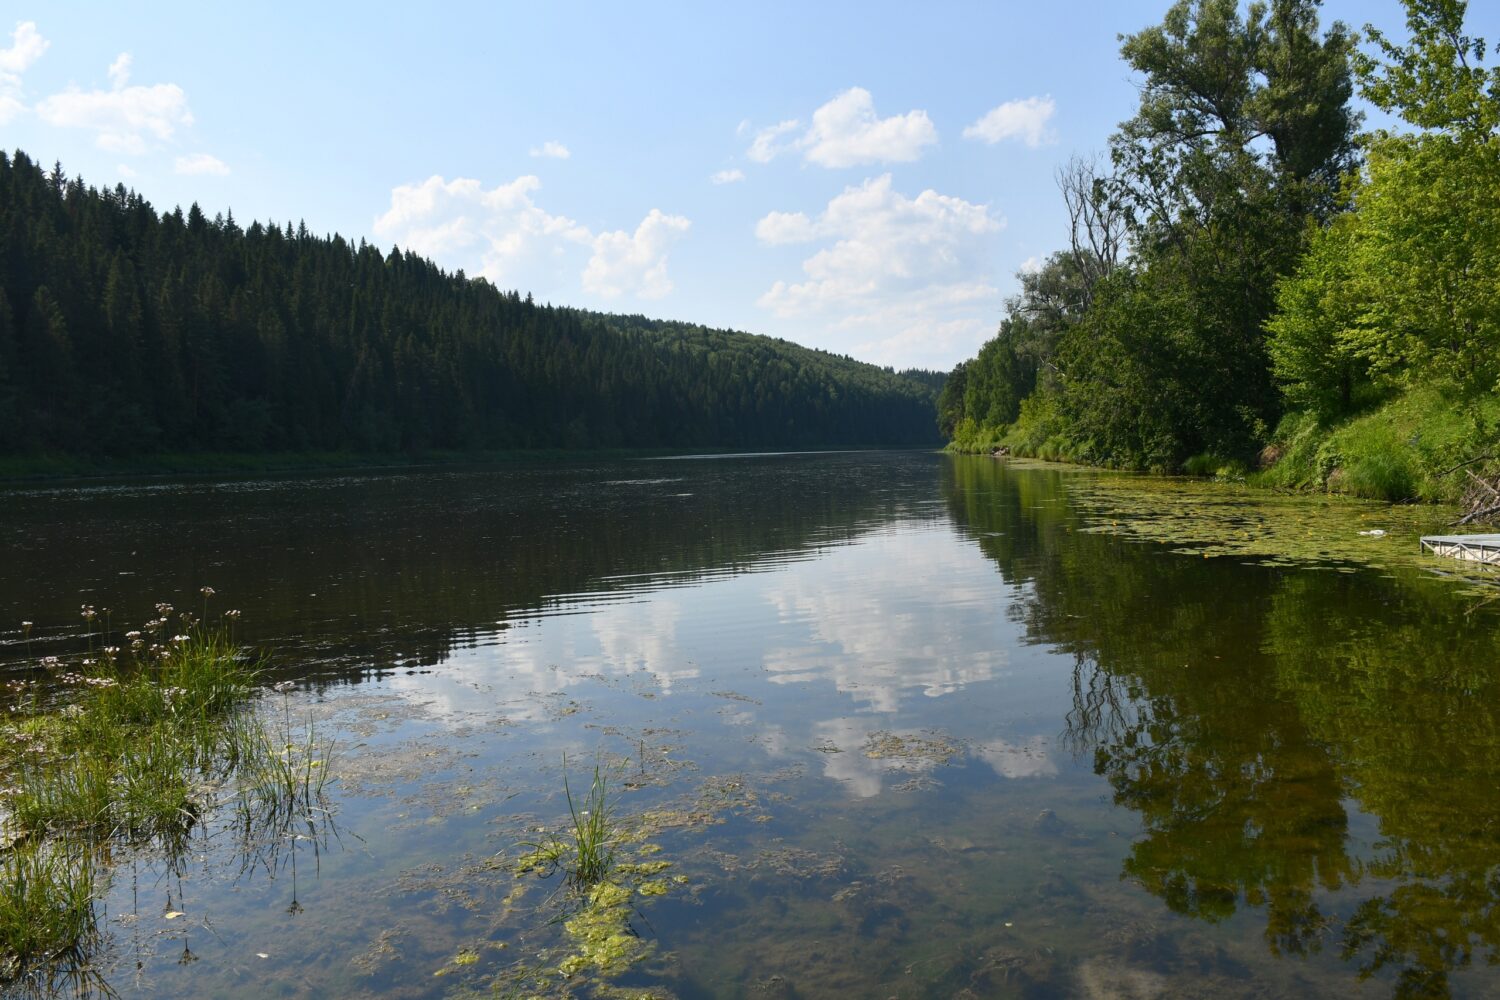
[
  {"x1": 1264, "y1": 212, "x2": 1371, "y2": 419},
  {"x1": 1358, "y1": 0, "x2": 1500, "y2": 138},
  {"x1": 940, "y1": 251, "x2": 1096, "y2": 443},
  {"x1": 1054, "y1": 0, "x2": 1361, "y2": 467},
  {"x1": 937, "y1": 360, "x2": 969, "y2": 439},
  {"x1": 1269, "y1": 0, "x2": 1500, "y2": 403},
  {"x1": 1341, "y1": 137, "x2": 1499, "y2": 393}
]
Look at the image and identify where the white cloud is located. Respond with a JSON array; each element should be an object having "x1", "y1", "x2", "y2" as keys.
[
  {"x1": 745, "y1": 88, "x2": 937, "y2": 168},
  {"x1": 35, "y1": 49, "x2": 193, "y2": 154},
  {"x1": 583, "y1": 208, "x2": 691, "y2": 300},
  {"x1": 755, "y1": 174, "x2": 1004, "y2": 369},
  {"x1": 850, "y1": 306, "x2": 997, "y2": 370},
  {"x1": 590, "y1": 599, "x2": 698, "y2": 691},
  {"x1": 710, "y1": 168, "x2": 745, "y2": 185},
  {"x1": 174, "y1": 152, "x2": 229, "y2": 176},
  {"x1": 1019, "y1": 254, "x2": 1043, "y2": 275},
  {"x1": 801, "y1": 88, "x2": 937, "y2": 167},
  {"x1": 375, "y1": 173, "x2": 689, "y2": 300},
  {"x1": 375, "y1": 174, "x2": 589, "y2": 277},
  {"x1": 762, "y1": 527, "x2": 1011, "y2": 715},
  {"x1": 0, "y1": 21, "x2": 47, "y2": 77},
  {"x1": 529, "y1": 140, "x2": 570, "y2": 159},
  {"x1": 974, "y1": 737, "x2": 1057, "y2": 780},
  {"x1": 747, "y1": 119, "x2": 799, "y2": 163},
  {"x1": 0, "y1": 20, "x2": 48, "y2": 124},
  {"x1": 107, "y1": 52, "x2": 131, "y2": 89},
  {"x1": 756, "y1": 174, "x2": 1001, "y2": 314},
  {"x1": 115, "y1": 163, "x2": 136, "y2": 178},
  {"x1": 753, "y1": 210, "x2": 816, "y2": 245},
  {"x1": 963, "y1": 96, "x2": 1056, "y2": 148}
]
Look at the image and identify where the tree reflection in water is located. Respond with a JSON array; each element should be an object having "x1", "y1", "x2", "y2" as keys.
[{"x1": 947, "y1": 455, "x2": 1500, "y2": 998}]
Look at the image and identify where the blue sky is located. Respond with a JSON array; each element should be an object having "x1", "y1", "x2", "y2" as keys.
[{"x1": 0, "y1": 2, "x2": 1489, "y2": 370}]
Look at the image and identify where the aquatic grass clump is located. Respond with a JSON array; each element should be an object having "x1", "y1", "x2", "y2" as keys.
[
  {"x1": 0, "y1": 840, "x2": 97, "y2": 979},
  {"x1": 86, "y1": 628, "x2": 258, "y2": 730},
  {"x1": 497, "y1": 759, "x2": 692, "y2": 995},
  {"x1": 230, "y1": 693, "x2": 334, "y2": 839},
  {"x1": 516, "y1": 755, "x2": 619, "y2": 888},
  {"x1": 563, "y1": 758, "x2": 616, "y2": 887},
  {"x1": 0, "y1": 595, "x2": 331, "y2": 988},
  {"x1": 4, "y1": 621, "x2": 259, "y2": 843}
]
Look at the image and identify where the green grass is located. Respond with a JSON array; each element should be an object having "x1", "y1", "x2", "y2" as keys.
[
  {"x1": 5, "y1": 626, "x2": 259, "y2": 843},
  {"x1": 231, "y1": 701, "x2": 334, "y2": 842},
  {"x1": 0, "y1": 603, "x2": 333, "y2": 985},
  {"x1": 1182, "y1": 452, "x2": 1250, "y2": 480},
  {"x1": 1254, "y1": 387, "x2": 1500, "y2": 503},
  {"x1": 944, "y1": 385, "x2": 1498, "y2": 508},
  {"x1": 562, "y1": 758, "x2": 616, "y2": 887},
  {"x1": 944, "y1": 417, "x2": 1010, "y2": 455},
  {"x1": 997, "y1": 391, "x2": 1095, "y2": 465},
  {"x1": 514, "y1": 755, "x2": 619, "y2": 888},
  {"x1": 0, "y1": 841, "x2": 97, "y2": 978}
]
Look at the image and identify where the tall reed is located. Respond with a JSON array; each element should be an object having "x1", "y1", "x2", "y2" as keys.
[{"x1": 559, "y1": 753, "x2": 617, "y2": 887}]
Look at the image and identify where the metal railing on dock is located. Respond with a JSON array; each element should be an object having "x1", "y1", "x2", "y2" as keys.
[{"x1": 1420, "y1": 534, "x2": 1500, "y2": 565}]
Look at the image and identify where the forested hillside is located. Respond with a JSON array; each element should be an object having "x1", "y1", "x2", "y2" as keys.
[
  {"x1": 0, "y1": 151, "x2": 940, "y2": 458},
  {"x1": 942, "y1": 0, "x2": 1500, "y2": 503}
]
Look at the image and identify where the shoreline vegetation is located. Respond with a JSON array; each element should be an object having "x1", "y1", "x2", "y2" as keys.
[
  {"x1": 938, "y1": 0, "x2": 1500, "y2": 513},
  {"x1": 947, "y1": 383, "x2": 1500, "y2": 510},
  {"x1": 0, "y1": 596, "x2": 332, "y2": 991}
]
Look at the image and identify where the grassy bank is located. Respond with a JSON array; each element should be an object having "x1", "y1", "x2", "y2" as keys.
[
  {"x1": 949, "y1": 387, "x2": 1499, "y2": 507},
  {"x1": 1252, "y1": 388, "x2": 1500, "y2": 503},
  {"x1": 945, "y1": 418, "x2": 1010, "y2": 456}
]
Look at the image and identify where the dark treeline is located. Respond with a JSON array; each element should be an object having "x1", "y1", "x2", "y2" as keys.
[
  {"x1": 0, "y1": 150, "x2": 941, "y2": 458},
  {"x1": 942, "y1": 0, "x2": 1500, "y2": 501}
]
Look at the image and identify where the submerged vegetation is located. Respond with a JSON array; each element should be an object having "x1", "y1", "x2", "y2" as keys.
[
  {"x1": 942, "y1": 0, "x2": 1500, "y2": 505},
  {"x1": 0, "y1": 596, "x2": 333, "y2": 990},
  {"x1": 439, "y1": 756, "x2": 700, "y2": 997}
]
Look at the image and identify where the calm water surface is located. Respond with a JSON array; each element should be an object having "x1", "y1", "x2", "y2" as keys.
[{"x1": 2, "y1": 450, "x2": 1498, "y2": 998}]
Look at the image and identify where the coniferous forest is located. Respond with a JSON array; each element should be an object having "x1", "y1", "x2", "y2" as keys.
[{"x1": 0, "y1": 150, "x2": 941, "y2": 459}]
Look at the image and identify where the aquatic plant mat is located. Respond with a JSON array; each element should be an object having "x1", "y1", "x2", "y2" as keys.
[{"x1": 989, "y1": 459, "x2": 1500, "y2": 595}]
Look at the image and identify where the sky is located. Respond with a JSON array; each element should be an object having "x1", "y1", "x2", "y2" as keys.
[{"x1": 0, "y1": 1, "x2": 1491, "y2": 372}]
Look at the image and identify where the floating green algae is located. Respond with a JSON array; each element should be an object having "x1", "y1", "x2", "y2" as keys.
[
  {"x1": 861, "y1": 730, "x2": 961, "y2": 768},
  {"x1": 960, "y1": 456, "x2": 1500, "y2": 593}
]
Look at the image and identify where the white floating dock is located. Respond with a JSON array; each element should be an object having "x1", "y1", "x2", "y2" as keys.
[{"x1": 1420, "y1": 534, "x2": 1500, "y2": 565}]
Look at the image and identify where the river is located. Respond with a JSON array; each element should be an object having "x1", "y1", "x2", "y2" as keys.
[{"x1": 2, "y1": 450, "x2": 1497, "y2": 998}]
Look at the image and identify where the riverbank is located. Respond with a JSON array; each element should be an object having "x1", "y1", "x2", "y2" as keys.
[{"x1": 949, "y1": 387, "x2": 1500, "y2": 510}]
